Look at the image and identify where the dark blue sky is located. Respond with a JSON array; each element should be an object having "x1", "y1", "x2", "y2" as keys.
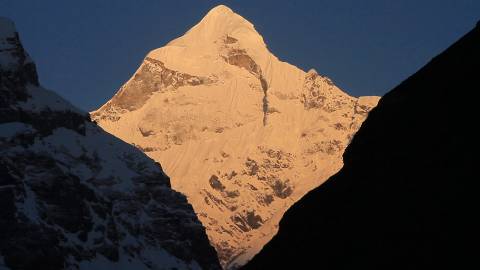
[{"x1": 1, "y1": 0, "x2": 479, "y2": 111}]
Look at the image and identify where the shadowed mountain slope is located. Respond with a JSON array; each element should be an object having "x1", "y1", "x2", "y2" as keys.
[{"x1": 0, "y1": 17, "x2": 220, "y2": 270}]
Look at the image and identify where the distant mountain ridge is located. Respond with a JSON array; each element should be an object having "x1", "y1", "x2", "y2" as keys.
[
  {"x1": 243, "y1": 21, "x2": 479, "y2": 270},
  {"x1": 0, "y1": 17, "x2": 220, "y2": 270},
  {"x1": 92, "y1": 5, "x2": 379, "y2": 268}
]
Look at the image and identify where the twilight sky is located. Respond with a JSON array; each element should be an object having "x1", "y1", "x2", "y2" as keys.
[{"x1": 1, "y1": 0, "x2": 479, "y2": 111}]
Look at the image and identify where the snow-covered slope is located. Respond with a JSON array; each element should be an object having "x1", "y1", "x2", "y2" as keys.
[
  {"x1": 0, "y1": 17, "x2": 220, "y2": 270},
  {"x1": 92, "y1": 5, "x2": 380, "y2": 268}
]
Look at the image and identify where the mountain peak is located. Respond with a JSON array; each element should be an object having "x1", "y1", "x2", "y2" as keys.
[
  {"x1": 93, "y1": 5, "x2": 380, "y2": 268},
  {"x1": 195, "y1": 4, "x2": 255, "y2": 35},
  {"x1": 0, "y1": 17, "x2": 38, "y2": 86},
  {"x1": 150, "y1": 4, "x2": 268, "y2": 77},
  {"x1": 166, "y1": 4, "x2": 262, "y2": 48},
  {"x1": 0, "y1": 17, "x2": 21, "y2": 69},
  {"x1": 202, "y1": 5, "x2": 242, "y2": 25},
  {"x1": 207, "y1": 5, "x2": 234, "y2": 16}
]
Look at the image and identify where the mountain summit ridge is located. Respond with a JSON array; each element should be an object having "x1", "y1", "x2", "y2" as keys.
[
  {"x1": 168, "y1": 5, "x2": 264, "y2": 47},
  {"x1": 146, "y1": 5, "x2": 272, "y2": 83},
  {"x1": 172, "y1": 4, "x2": 261, "y2": 45},
  {"x1": 92, "y1": 5, "x2": 379, "y2": 268}
]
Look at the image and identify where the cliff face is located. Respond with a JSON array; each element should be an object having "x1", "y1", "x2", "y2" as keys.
[
  {"x1": 0, "y1": 17, "x2": 220, "y2": 270},
  {"x1": 91, "y1": 5, "x2": 379, "y2": 268},
  {"x1": 243, "y1": 23, "x2": 479, "y2": 269}
]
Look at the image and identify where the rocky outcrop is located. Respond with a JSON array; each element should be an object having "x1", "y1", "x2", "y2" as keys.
[
  {"x1": 91, "y1": 57, "x2": 216, "y2": 121},
  {"x1": 91, "y1": 5, "x2": 379, "y2": 268},
  {"x1": 244, "y1": 22, "x2": 479, "y2": 270},
  {"x1": 222, "y1": 48, "x2": 269, "y2": 126},
  {"x1": 0, "y1": 17, "x2": 220, "y2": 270}
]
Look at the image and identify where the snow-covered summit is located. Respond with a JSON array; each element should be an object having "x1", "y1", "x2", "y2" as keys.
[
  {"x1": 92, "y1": 5, "x2": 380, "y2": 269},
  {"x1": 207, "y1": 4, "x2": 234, "y2": 15},
  {"x1": 169, "y1": 4, "x2": 264, "y2": 47},
  {"x1": 145, "y1": 5, "x2": 270, "y2": 79}
]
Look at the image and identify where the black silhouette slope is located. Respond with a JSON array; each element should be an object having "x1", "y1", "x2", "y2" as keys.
[{"x1": 243, "y1": 23, "x2": 479, "y2": 269}]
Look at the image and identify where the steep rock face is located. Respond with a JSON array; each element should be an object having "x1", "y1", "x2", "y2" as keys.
[
  {"x1": 0, "y1": 18, "x2": 220, "y2": 270},
  {"x1": 91, "y1": 6, "x2": 379, "y2": 268},
  {"x1": 243, "y1": 23, "x2": 479, "y2": 269}
]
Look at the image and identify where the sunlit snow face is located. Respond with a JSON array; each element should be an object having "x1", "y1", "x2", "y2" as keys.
[{"x1": 89, "y1": 5, "x2": 380, "y2": 268}]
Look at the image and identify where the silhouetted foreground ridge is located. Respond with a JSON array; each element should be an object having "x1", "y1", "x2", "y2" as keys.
[{"x1": 244, "y1": 22, "x2": 479, "y2": 269}]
